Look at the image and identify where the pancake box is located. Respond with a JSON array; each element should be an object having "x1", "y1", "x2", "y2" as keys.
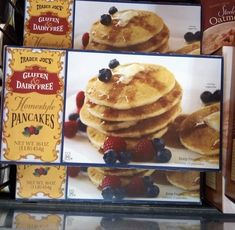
[
  {"x1": 23, "y1": 0, "x2": 201, "y2": 54},
  {"x1": 66, "y1": 166, "x2": 202, "y2": 204},
  {"x1": 0, "y1": 46, "x2": 223, "y2": 170},
  {"x1": 201, "y1": 0, "x2": 235, "y2": 54},
  {"x1": 23, "y1": 0, "x2": 74, "y2": 48},
  {"x1": 15, "y1": 164, "x2": 66, "y2": 200}
]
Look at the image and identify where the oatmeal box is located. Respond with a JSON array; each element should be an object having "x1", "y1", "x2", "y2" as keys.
[
  {"x1": 201, "y1": 0, "x2": 235, "y2": 54},
  {"x1": 66, "y1": 166, "x2": 202, "y2": 204}
]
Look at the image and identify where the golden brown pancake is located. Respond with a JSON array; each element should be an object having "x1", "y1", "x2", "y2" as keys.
[
  {"x1": 87, "y1": 81, "x2": 182, "y2": 121},
  {"x1": 179, "y1": 103, "x2": 220, "y2": 155},
  {"x1": 80, "y1": 103, "x2": 138, "y2": 131},
  {"x1": 104, "y1": 103, "x2": 181, "y2": 138},
  {"x1": 90, "y1": 10, "x2": 164, "y2": 47},
  {"x1": 166, "y1": 171, "x2": 200, "y2": 191},
  {"x1": 86, "y1": 63, "x2": 176, "y2": 109},
  {"x1": 87, "y1": 24, "x2": 169, "y2": 52},
  {"x1": 173, "y1": 41, "x2": 200, "y2": 55},
  {"x1": 87, "y1": 167, "x2": 154, "y2": 188},
  {"x1": 87, "y1": 126, "x2": 168, "y2": 150}
]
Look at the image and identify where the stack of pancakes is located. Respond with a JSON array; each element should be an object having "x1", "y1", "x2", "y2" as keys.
[
  {"x1": 80, "y1": 62, "x2": 182, "y2": 152},
  {"x1": 88, "y1": 167, "x2": 155, "y2": 189},
  {"x1": 86, "y1": 9, "x2": 170, "y2": 53}
]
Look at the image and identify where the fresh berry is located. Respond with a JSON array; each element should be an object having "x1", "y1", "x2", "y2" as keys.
[
  {"x1": 98, "y1": 68, "x2": 112, "y2": 82},
  {"x1": 212, "y1": 89, "x2": 221, "y2": 102},
  {"x1": 152, "y1": 138, "x2": 165, "y2": 151},
  {"x1": 194, "y1": 31, "x2": 201, "y2": 41},
  {"x1": 76, "y1": 91, "x2": 85, "y2": 109},
  {"x1": 200, "y1": 91, "x2": 213, "y2": 104},
  {"x1": 109, "y1": 6, "x2": 118, "y2": 15},
  {"x1": 34, "y1": 129, "x2": 39, "y2": 135},
  {"x1": 64, "y1": 120, "x2": 79, "y2": 138},
  {"x1": 102, "y1": 186, "x2": 114, "y2": 200},
  {"x1": 103, "y1": 150, "x2": 118, "y2": 164},
  {"x1": 125, "y1": 176, "x2": 146, "y2": 197},
  {"x1": 113, "y1": 187, "x2": 125, "y2": 200},
  {"x1": 100, "y1": 14, "x2": 112, "y2": 26},
  {"x1": 132, "y1": 139, "x2": 155, "y2": 162},
  {"x1": 109, "y1": 59, "x2": 120, "y2": 69},
  {"x1": 77, "y1": 118, "x2": 87, "y2": 132},
  {"x1": 29, "y1": 126, "x2": 36, "y2": 135},
  {"x1": 68, "y1": 112, "x2": 80, "y2": 121},
  {"x1": 103, "y1": 136, "x2": 126, "y2": 153},
  {"x1": 146, "y1": 185, "x2": 160, "y2": 197},
  {"x1": 101, "y1": 175, "x2": 121, "y2": 190},
  {"x1": 143, "y1": 176, "x2": 154, "y2": 187},
  {"x1": 155, "y1": 148, "x2": 172, "y2": 163},
  {"x1": 118, "y1": 151, "x2": 132, "y2": 164},
  {"x1": 67, "y1": 167, "x2": 80, "y2": 177},
  {"x1": 184, "y1": 32, "x2": 195, "y2": 42},
  {"x1": 24, "y1": 127, "x2": 30, "y2": 133},
  {"x1": 82, "y1": 32, "x2": 89, "y2": 48}
]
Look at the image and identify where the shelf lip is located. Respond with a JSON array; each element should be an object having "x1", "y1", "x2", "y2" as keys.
[{"x1": 0, "y1": 199, "x2": 224, "y2": 217}]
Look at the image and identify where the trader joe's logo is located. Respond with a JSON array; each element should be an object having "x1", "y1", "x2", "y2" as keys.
[
  {"x1": 9, "y1": 65, "x2": 61, "y2": 94},
  {"x1": 27, "y1": 12, "x2": 69, "y2": 35}
]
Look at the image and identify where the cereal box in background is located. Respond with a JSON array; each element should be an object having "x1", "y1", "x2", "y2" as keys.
[{"x1": 201, "y1": 0, "x2": 235, "y2": 54}]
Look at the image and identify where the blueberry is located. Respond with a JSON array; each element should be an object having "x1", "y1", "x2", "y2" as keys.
[
  {"x1": 100, "y1": 14, "x2": 112, "y2": 26},
  {"x1": 194, "y1": 31, "x2": 201, "y2": 41},
  {"x1": 155, "y1": 148, "x2": 172, "y2": 163},
  {"x1": 108, "y1": 59, "x2": 120, "y2": 69},
  {"x1": 34, "y1": 129, "x2": 39, "y2": 135},
  {"x1": 103, "y1": 150, "x2": 118, "y2": 164},
  {"x1": 77, "y1": 118, "x2": 87, "y2": 132},
  {"x1": 143, "y1": 176, "x2": 154, "y2": 187},
  {"x1": 184, "y1": 32, "x2": 195, "y2": 42},
  {"x1": 81, "y1": 167, "x2": 88, "y2": 172},
  {"x1": 118, "y1": 151, "x2": 132, "y2": 164},
  {"x1": 24, "y1": 127, "x2": 30, "y2": 132},
  {"x1": 69, "y1": 113, "x2": 80, "y2": 121},
  {"x1": 200, "y1": 91, "x2": 213, "y2": 104},
  {"x1": 102, "y1": 186, "x2": 114, "y2": 200},
  {"x1": 98, "y1": 68, "x2": 112, "y2": 82},
  {"x1": 212, "y1": 89, "x2": 221, "y2": 102},
  {"x1": 109, "y1": 6, "x2": 118, "y2": 15},
  {"x1": 146, "y1": 185, "x2": 160, "y2": 197},
  {"x1": 113, "y1": 187, "x2": 126, "y2": 200},
  {"x1": 152, "y1": 138, "x2": 165, "y2": 151}
]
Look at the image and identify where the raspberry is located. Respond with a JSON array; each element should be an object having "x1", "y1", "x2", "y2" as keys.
[
  {"x1": 76, "y1": 91, "x2": 85, "y2": 110},
  {"x1": 82, "y1": 32, "x2": 89, "y2": 48},
  {"x1": 28, "y1": 126, "x2": 36, "y2": 135},
  {"x1": 64, "y1": 120, "x2": 79, "y2": 138},
  {"x1": 103, "y1": 136, "x2": 126, "y2": 153},
  {"x1": 101, "y1": 175, "x2": 121, "y2": 190},
  {"x1": 132, "y1": 139, "x2": 155, "y2": 162},
  {"x1": 125, "y1": 176, "x2": 146, "y2": 197},
  {"x1": 67, "y1": 167, "x2": 80, "y2": 177}
]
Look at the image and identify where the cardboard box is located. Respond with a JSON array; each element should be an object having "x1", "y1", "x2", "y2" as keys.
[
  {"x1": 66, "y1": 166, "x2": 202, "y2": 204},
  {"x1": 23, "y1": 0, "x2": 201, "y2": 54},
  {"x1": 23, "y1": 0, "x2": 74, "y2": 48},
  {"x1": 201, "y1": 0, "x2": 235, "y2": 54},
  {"x1": 1, "y1": 47, "x2": 223, "y2": 170},
  {"x1": 15, "y1": 165, "x2": 66, "y2": 200}
]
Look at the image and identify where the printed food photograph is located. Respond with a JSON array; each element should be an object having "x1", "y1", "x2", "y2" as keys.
[
  {"x1": 63, "y1": 51, "x2": 222, "y2": 169},
  {"x1": 73, "y1": 0, "x2": 201, "y2": 54},
  {"x1": 67, "y1": 166, "x2": 201, "y2": 203}
]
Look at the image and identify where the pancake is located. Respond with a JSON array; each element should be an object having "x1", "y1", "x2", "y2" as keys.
[
  {"x1": 87, "y1": 126, "x2": 168, "y2": 150},
  {"x1": 90, "y1": 9, "x2": 164, "y2": 47},
  {"x1": 87, "y1": 24, "x2": 169, "y2": 52},
  {"x1": 87, "y1": 81, "x2": 182, "y2": 121},
  {"x1": 80, "y1": 103, "x2": 138, "y2": 131},
  {"x1": 86, "y1": 63, "x2": 176, "y2": 109},
  {"x1": 166, "y1": 171, "x2": 200, "y2": 191},
  {"x1": 179, "y1": 103, "x2": 220, "y2": 155},
  {"x1": 87, "y1": 167, "x2": 155, "y2": 188},
  {"x1": 173, "y1": 41, "x2": 200, "y2": 55},
  {"x1": 103, "y1": 103, "x2": 181, "y2": 138}
]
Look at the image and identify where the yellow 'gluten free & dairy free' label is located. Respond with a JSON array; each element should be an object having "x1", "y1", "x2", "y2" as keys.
[{"x1": 1, "y1": 47, "x2": 65, "y2": 163}]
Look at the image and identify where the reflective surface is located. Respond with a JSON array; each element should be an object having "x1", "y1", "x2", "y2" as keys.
[{"x1": 1, "y1": 202, "x2": 235, "y2": 230}]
